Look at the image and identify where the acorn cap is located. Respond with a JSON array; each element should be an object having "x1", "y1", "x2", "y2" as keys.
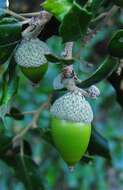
[
  {"x1": 15, "y1": 38, "x2": 50, "y2": 68},
  {"x1": 50, "y1": 92, "x2": 93, "y2": 124}
]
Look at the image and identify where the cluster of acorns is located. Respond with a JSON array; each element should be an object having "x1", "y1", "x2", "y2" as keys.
[{"x1": 14, "y1": 36, "x2": 100, "y2": 168}]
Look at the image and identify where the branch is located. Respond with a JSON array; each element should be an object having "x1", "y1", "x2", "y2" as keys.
[
  {"x1": 22, "y1": 11, "x2": 52, "y2": 39},
  {"x1": 13, "y1": 95, "x2": 52, "y2": 143},
  {"x1": 5, "y1": 9, "x2": 27, "y2": 21},
  {"x1": 20, "y1": 12, "x2": 41, "y2": 17}
]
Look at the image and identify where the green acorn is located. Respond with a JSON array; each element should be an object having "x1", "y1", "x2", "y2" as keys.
[
  {"x1": 15, "y1": 38, "x2": 50, "y2": 83},
  {"x1": 50, "y1": 92, "x2": 93, "y2": 167}
]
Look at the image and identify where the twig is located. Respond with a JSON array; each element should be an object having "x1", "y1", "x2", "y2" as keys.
[
  {"x1": 22, "y1": 11, "x2": 52, "y2": 39},
  {"x1": 5, "y1": 9, "x2": 27, "y2": 21},
  {"x1": 91, "y1": 12, "x2": 108, "y2": 23},
  {"x1": 20, "y1": 12, "x2": 41, "y2": 17},
  {"x1": 13, "y1": 95, "x2": 52, "y2": 143}
]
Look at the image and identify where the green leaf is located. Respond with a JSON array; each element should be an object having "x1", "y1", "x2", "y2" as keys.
[
  {"x1": 45, "y1": 53, "x2": 74, "y2": 64},
  {"x1": 59, "y1": 2, "x2": 92, "y2": 42},
  {"x1": 0, "y1": 135, "x2": 11, "y2": 155},
  {"x1": 0, "y1": 17, "x2": 22, "y2": 45},
  {"x1": 0, "y1": 17, "x2": 22, "y2": 64},
  {"x1": 42, "y1": 0, "x2": 73, "y2": 21},
  {"x1": 0, "y1": 57, "x2": 19, "y2": 121},
  {"x1": 88, "y1": 127, "x2": 111, "y2": 159},
  {"x1": 91, "y1": 0, "x2": 105, "y2": 14},
  {"x1": 112, "y1": 0, "x2": 123, "y2": 7},
  {"x1": 75, "y1": 0, "x2": 88, "y2": 7},
  {"x1": 80, "y1": 155, "x2": 93, "y2": 164},
  {"x1": 14, "y1": 155, "x2": 44, "y2": 190},
  {"x1": 108, "y1": 30, "x2": 123, "y2": 58},
  {"x1": 0, "y1": 44, "x2": 16, "y2": 64},
  {"x1": 1, "y1": 153, "x2": 44, "y2": 190},
  {"x1": 78, "y1": 56, "x2": 118, "y2": 88}
]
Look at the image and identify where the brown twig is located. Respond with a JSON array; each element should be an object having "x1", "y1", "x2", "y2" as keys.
[
  {"x1": 20, "y1": 12, "x2": 41, "y2": 17},
  {"x1": 22, "y1": 11, "x2": 52, "y2": 39},
  {"x1": 13, "y1": 95, "x2": 52, "y2": 143},
  {"x1": 5, "y1": 9, "x2": 27, "y2": 21}
]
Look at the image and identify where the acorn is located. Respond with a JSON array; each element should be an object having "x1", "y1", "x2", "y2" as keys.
[
  {"x1": 50, "y1": 92, "x2": 93, "y2": 167},
  {"x1": 14, "y1": 38, "x2": 50, "y2": 83}
]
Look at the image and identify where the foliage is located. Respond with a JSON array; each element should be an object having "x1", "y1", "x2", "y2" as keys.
[{"x1": 0, "y1": 0, "x2": 123, "y2": 190}]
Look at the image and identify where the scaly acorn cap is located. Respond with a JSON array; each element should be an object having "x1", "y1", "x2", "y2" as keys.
[
  {"x1": 15, "y1": 38, "x2": 50, "y2": 68},
  {"x1": 50, "y1": 92, "x2": 93, "y2": 124}
]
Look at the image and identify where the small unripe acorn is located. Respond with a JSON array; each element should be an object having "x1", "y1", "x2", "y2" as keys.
[
  {"x1": 50, "y1": 92, "x2": 93, "y2": 167},
  {"x1": 14, "y1": 38, "x2": 50, "y2": 83}
]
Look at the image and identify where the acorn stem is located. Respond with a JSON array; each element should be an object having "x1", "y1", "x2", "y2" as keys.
[
  {"x1": 69, "y1": 166, "x2": 75, "y2": 172},
  {"x1": 22, "y1": 11, "x2": 52, "y2": 39}
]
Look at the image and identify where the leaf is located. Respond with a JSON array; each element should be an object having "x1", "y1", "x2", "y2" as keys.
[
  {"x1": 42, "y1": 0, "x2": 73, "y2": 21},
  {"x1": 14, "y1": 155, "x2": 44, "y2": 190},
  {"x1": 78, "y1": 56, "x2": 118, "y2": 88},
  {"x1": 88, "y1": 127, "x2": 111, "y2": 159},
  {"x1": 112, "y1": 0, "x2": 123, "y2": 7},
  {"x1": 108, "y1": 30, "x2": 123, "y2": 58},
  {"x1": 91, "y1": 0, "x2": 105, "y2": 14},
  {"x1": 0, "y1": 44, "x2": 16, "y2": 64},
  {"x1": 0, "y1": 17, "x2": 22, "y2": 45},
  {"x1": 75, "y1": 0, "x2": 88, "y2": 7},
  {"x1": 0, "y1": 57, "x2": 19, "y2": 121},
  {"x1": 41, "y1": 129, "x2": 54, "y2": 146},
  {"x1": 0, "y1": 135, "x2": 12, "y2": 155},
  {"x1": 1, "y1": 153, "x2": 44, "y2": 190},
  {"x1": 0, "y1": 17, "x2": 22, "y2": 64},
  {"x1": 59, "y1": 2, "x2": 92, "y2": 42},
  {"x1": 80, "y1": 155, "x2": 93, "y2": 164},
  {"x1": 45, "y1": 53, "x2": 74, "y2": 64},
  {"x1": 7, "y1": 107, "x2": 24, "y2": 120}
]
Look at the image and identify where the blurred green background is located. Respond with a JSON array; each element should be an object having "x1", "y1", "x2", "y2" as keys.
[{"x1": 0, "y1": 0, "x2": 123, "y2": 190}]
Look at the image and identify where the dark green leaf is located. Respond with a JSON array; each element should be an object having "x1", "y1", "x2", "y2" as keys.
[
  {"x1": 45, "y1": 53, "x2": 74, "y2": 64},
  {"x1": 41, "y1": 129, "x2": 54, "y2": 146},
  {"x1": 91, "y1": 0, "x2": 105, "y2": 14},
  {"x1": 60, "y1": 2, "x2": 92, "y2": 42},
  {"x1": 0, "y1": 43, "x2": 16, "y2": 64},
  {"x1": 0, "y1": 135, "x2": 12, "y2": 155},
  {"x1": 88, "y1": 127, "x2": 111, "y2": 159},
  {"x1": 7, "y1": 107, "x2": 24, "y2": 120},
  {"x1": 75, "y1": 0, "x2": 88, "y2": 7},
  {"x1": 78, "y1": 56, "x2": 118, "y2": 88},
  {"x1": 0, "y1": 73, "x2": 19, "y2": 106},
  {"x1": 1, "y1": 153, "x2": 44, "y2": 190},
  {"x1": 112, "y1": 0, "x2": 123, "y2": 7},
  {"x1": 14, "y1": 155, "x2": 44, "y2": 190},
  {"x1": 80, "y1": 155, "x2": 93, "y2": 164},
  {"x1": 108, "y1": 30, "x2": 123, "y2": 58},
  {"x1": 0, "y1": 17, "x2": 22, "y2": 45},
  {"x1": 0, "y1": 17, "x2": 22, "y2": 64},
  {"x1": 0, "y1": 56, "x2": 19, "y2": 121}
]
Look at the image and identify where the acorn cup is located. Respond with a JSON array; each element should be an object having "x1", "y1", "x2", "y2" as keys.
[
  {"x1": 50, "y1": 92, "x2": 93, "y2": 168},
  {"x1": 14, "y1": 38, "x2": 50, "y2": 84}
]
